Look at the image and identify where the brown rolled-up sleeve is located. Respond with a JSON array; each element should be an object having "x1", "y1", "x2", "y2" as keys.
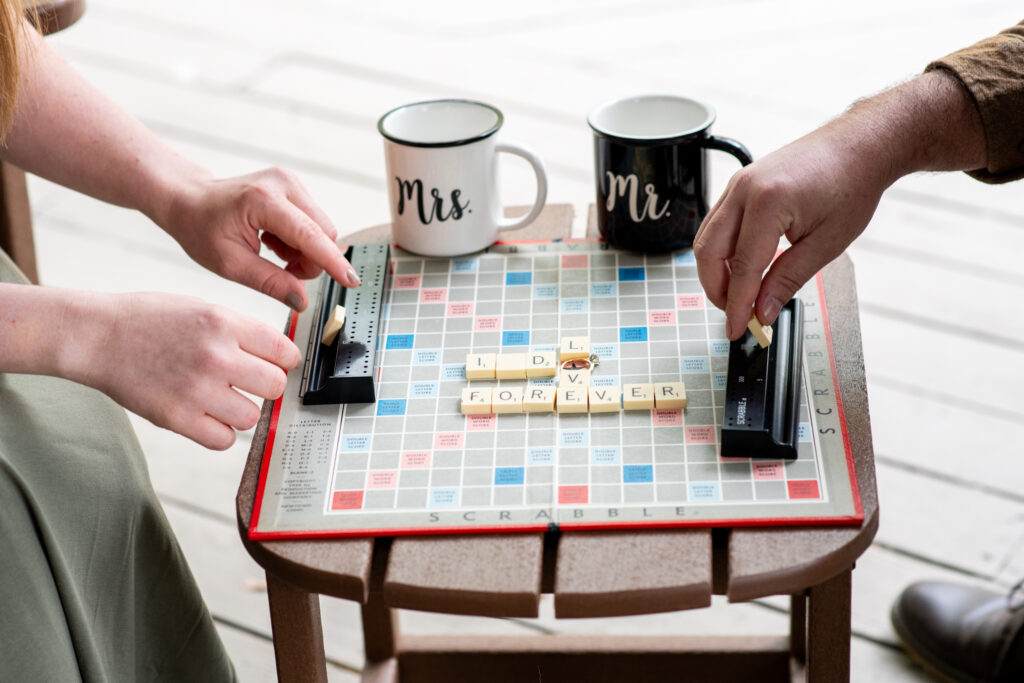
[{"x1": 927, "y1": 21, "x2": 1024, "y2": 183}]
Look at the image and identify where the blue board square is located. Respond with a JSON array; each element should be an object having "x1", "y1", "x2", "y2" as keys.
[
  {"x1": 386, "y1": 334, "x2": 415, "y2": 350},
  {"x1": 376, "y1": 399, "x2": 407, "y2": 416},
  {"x1": 618, "y1": 267, "x2": 645, "y2": 281},
  {"x1": 506, "y1": 271, "x2": 532, "y2": 286},
  {"x1": 619, "y1": 326, "x2": 648, "y2": 343},
  {"x1": 502, "y1": 330, "x2": 530, "y2": 346},
  {"x1": 623, "y1": 465, "x2": 654, "y2": 483},
  {"x1": 495, "y1": 467, "x2": 525, "y2": 486}
]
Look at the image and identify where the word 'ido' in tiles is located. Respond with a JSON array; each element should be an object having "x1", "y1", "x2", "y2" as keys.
[
  {"x1": 461, "y1": 382, "x2": 686, "y2": 415},
  {"x1": 466, "y1": 337, "x2": 591, "y2": 381}
]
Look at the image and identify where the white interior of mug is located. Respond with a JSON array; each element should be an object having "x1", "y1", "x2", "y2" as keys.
[
  {"x1": 588, "y1": 95, "x2": 715, "y2": 140},
  {"x1": 380, "y1": 100, "x2": 501, "y2": 145}
]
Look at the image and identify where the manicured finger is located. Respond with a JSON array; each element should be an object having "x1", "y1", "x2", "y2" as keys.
[
  {"x1": 238, "y1": 319, "x2": 302, "y2": 370},
  {"x1": 282, "y1": 175, "x2": 338, "y2": 243},
  {"x1": 261, "y1": 233, "x2": 321, "y2": 280},
  {"x1": 230, "y1": 250, "x2": 308, "y2": 311},
  {"x1": 206, "y1": 388, "x2": 262, "y2": 432},
  {"x1": 230, "y1": 355, "x2": 289, "y2": 400},
  {"x1": 722, "y1": 209, "x2": 789, "y2": 340},
  {"x1": 188, "y1": 414, "x2": 236, "y2": 451},
  {"x1": 255, "y1": 198, "x2": 359, "y2": 288}
]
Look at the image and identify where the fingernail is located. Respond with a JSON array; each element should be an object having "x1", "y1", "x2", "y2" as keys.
[
  {"x1": 285, "y1": 292, "x2": 303, "y2": 312},
  {"x1": 346, "y1": 268, "x2": 361, "y2": 287},
  {"x1": 762, "y1": 296, "x2": 782, "y2": 322}
]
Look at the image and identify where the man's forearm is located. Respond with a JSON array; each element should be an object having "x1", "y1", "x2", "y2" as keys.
[
  {"x1": 827, "y1": 70, "x2": 986, "y2": 189},
  {"x1": 1, "y1": 22, "x2": 208, "y2": 228}
]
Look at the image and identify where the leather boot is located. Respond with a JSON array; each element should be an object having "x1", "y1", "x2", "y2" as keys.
[{"x1": 891, "y1": 580, "x2": 1024, "y2": 682}]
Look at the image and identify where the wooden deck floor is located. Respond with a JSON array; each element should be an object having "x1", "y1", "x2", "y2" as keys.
[{"x1": 29, "y1": 0, "x2": 1024, "y2": 680}]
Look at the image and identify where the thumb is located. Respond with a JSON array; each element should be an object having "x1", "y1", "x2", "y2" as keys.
[
  {"x1": 755, "y1": 237, "x2": 839, "y2": 324},
  {"x1": 233, "y1": 254, "x2": 308, "y2": 311}
]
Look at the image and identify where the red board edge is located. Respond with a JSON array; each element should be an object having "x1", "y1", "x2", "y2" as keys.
[{"x1": 247, "y1": 310, "x2": 300, "y2": 539}]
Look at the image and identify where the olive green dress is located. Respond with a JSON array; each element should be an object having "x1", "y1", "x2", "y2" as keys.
[{"x1": 0, "y1": 249, "x2": 236, "y2": 682}]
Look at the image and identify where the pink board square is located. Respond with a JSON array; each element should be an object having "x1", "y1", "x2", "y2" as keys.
[
  {"x1": 467, "y1": 414, "x2": 496, "y2": 431},
  {"x1": 752, "y1": 462, "x2": 784, "y2": 480},
  {"x1": 474, "y1": 316, "x2": 501, "y2": 331},
  {"x1": 561, "y1": 254, "x2": 588, "y2": 268},
  {"x1": 676, "y1": 294, "x2": 705, "y2": 309},
  {"x1": 447, "y1": 302, "x2": 473, "y2": 317},
  {"x1": 787, "y1": 480, "x2": 821, "y2": 499},
  {"x1": 420, "y1": 288, "x2": 447, "y2": 303},
  {"x1": 393, "y1": 274, "x2": 421, "y2": 290},
  {"x1": 685, "y1": 425, "x2": 716, "y2": 444},
  {"x1": 401, "y1": 451, "x2": 431, "y2": 468},
  {"x1": 367, "y1": 470, "x2": 398, "y2": 489},
  {"x1": 648, "y1": 310, "x2": 676, "y2": 326},
  {"x1": 434, "y1": 432, "x2": 465, "y2": 450},
  {"x1": 652, "y1": 409, "x2": 683, "y2": 426},
  {"x1": 331, "y1": 491, "x2": 363, "y2": 510},
  {"x1": 558, "y1": 485, "x2": 588, "y2": 504}
]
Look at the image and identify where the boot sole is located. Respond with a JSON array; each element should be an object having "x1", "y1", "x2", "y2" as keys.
[{"x1": 890, "y1": 602, "x2": 981, "y2": 683}]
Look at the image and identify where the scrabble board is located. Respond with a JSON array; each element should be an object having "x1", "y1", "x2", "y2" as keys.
[{"x1": 249, "y1": 240, "x2": 863, "y2": 539}]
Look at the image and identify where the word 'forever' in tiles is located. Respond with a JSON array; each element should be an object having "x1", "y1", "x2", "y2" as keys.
[{"x1": 461, "y1": 337, "x2": 685, "y2": 415}]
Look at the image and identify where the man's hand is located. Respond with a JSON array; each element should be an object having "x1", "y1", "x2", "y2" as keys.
[
  {"x1": 158, "y1": 168, "x2": 359, "y2": 312},
  {"x1": 63, "y1": 292, "x2": 301, "y2": 450},
  {"x1": 694, "y1": 71, "x2": 987, "y2": 340},
  {"x1": 693, "y1": 127, "x2": 887, "y2": 339}
]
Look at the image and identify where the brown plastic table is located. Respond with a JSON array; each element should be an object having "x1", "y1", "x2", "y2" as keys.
[{"x1": 236, "y1": 204, "x2": 878, "y2": 683}]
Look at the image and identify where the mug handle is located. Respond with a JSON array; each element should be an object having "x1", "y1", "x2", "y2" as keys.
[
  {"x1": 704, "y1": 135, "x2": 753, "y2": 166},
  {"x1": 496, "y1": 141, "x2": 548, "y2": 231}
]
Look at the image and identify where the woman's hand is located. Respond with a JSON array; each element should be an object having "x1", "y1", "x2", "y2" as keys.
[
  {"x1": 157, "y1": 168, "x2": 360, "y2": 312},
  {"x1": 61, "y1": 291, "x2": 301, "y2": 450}
]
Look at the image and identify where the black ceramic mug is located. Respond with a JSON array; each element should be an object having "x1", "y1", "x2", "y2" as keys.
[{"x1": 588, "y1": 95, "x2": 752, "y2": 253}]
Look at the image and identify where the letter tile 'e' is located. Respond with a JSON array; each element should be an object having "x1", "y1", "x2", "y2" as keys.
[
  {"x1": 523, "y1": 386, "x2": 556, "y2": 413},
  {"x1": 492, "y1": 387, "x2": 524, "y2": 413},
  {"x1": 526, "y1": 351, "x2": 557, "y2": 377},
  {"x1": 653, "y1": 382, "x2": 687, "y2": 409},
  {"x1": 559, "y1": 336, "x2": 590, "y2": 361},
  {"x1": 588, "y1": 385, "x2": 621, "y2": 413},
  {"x1": 461, "y1": 387, "x2": 492, "y2": 415},
  {"x1": 622, "y1": 383, "x2": 654, "y2": 410},
  {"x1": 556, "y1": 387, "x2": 588, "y2": 413},
  {"x1": 495, "y1": 353, "x2": 527, "y2": 380},
  {"x1": 465, "y1": 353, "x2": 497, "y2": 380}
]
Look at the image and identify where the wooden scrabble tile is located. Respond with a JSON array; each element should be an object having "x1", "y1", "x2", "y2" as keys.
[
  {"x1": 558, "y1": 367, "x2": 590, "y2": 388},
  {"x1": 588, "y1": 386, "x2": 621, "y2": 413},
  {"x1": 559, "y1": 336, "x2": 590, "y2": 361},
  {"x1": 465, "y1": 353, "x2": 497, "y2": 380},
  {"x1": 492, "y1": 387, "x2": 524, "y2": 413},
  {"x1": 526, "y1": 351, "x2": 557, "y2": 377},
  {"x1": 523, "y1": 386, "x2": 556, "y2": 413},
  {"x1": 748, "y1": 311, "x2": 773, "y2": 348},
  {"x1": 320, "y1": 305, "x2": 346, "y2": 346},
  {"x1": 653, "y1": 382, "x2": 687, "y2": 409},
  {"x1": 461, "y1": 387, "x2": 492, "y2": 415},
  {"x1": 556, "y1": 387, "x2": 588, "y2": 413},
  {"x1": 495, "y1": 353, "x2": 527, "y2": 380},
  {"x1": 623, "y1": 383, "x2": 654, "y2": 410}
]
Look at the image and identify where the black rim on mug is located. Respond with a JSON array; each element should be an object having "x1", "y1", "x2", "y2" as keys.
[
  {"x1": 378, "y1": 99, "x2": 504, "y2": 149},
  {"x1": 587, "y1": 94, "x2": 716, "y2": 146}
]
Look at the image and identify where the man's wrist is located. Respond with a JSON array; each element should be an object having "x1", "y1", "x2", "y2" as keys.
[{"x1": 843, "y1": 71, "x2": 985, "y2": 186}]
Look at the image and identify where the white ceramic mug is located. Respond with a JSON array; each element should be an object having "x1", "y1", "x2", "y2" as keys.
[{"x1": 378, "y1": 99, "x2": 547, "y2": 257}]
